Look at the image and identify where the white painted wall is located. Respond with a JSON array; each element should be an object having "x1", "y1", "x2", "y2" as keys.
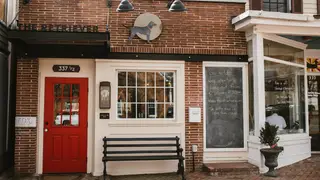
[
  {"x1": 37, "y1": 59, "x2": 95, "y2": 175},
  {"x1": 92, "y1": 60, "x2": 185, "y2": 176},
  {"x1": 304, "y1": 0, "x2": 318, "y2": 15}
]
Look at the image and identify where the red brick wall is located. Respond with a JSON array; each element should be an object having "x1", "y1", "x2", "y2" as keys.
[
  {"x1": 15, "y1": 59, "x2": 39, "y2": 174},
  {"x1": 185, "y1": 62, "x2": 203, "y2": 171},
  {"x1": 18, "y1": 0, "x2": 247, "y2": 55}
]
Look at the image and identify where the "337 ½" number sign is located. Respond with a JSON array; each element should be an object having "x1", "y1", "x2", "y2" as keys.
[{"x1": 52, "y1": 65, "x2": 80, "y2": 72}]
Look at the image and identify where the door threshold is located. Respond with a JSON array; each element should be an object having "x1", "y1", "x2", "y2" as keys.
[{"x1": 311, "y1": 151, "x2": 320, "y2": 154}]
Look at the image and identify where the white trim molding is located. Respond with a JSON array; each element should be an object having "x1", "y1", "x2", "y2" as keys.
[{"x1": 185, "y1": 0, "x2": 246, "y2": 3}]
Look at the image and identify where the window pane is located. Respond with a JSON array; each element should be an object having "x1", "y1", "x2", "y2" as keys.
[
  {"x1": 63, "y1": 84, "x2": 71, "y2": 97},
  {"x1": 156, "y1": 88, "x2": 164, "y2": 102},
  {"x1": 71, "y1": 112, "x2": 79, "y2": 126},
  {"x1": 165, "y1": 104, "x2": 174, "y2": 118},
  {"x1": 54, "y1": 84, "x2": 62, "y2": 97},
  {"x1": 118, "y1": 88, "x2": 126, "y2": 102},
  {"x1": 156, "y1": 72, "x2": 165, "y2": 87},
  {"x1": 128, "y1": 103, "x2": 136, "y2": 118},
  {"x1": 249, "y1": 62, "x2": 254, "y2": 135},
  {"x1": 137, "y1": 72, "x2": 146, "y2": 86},
  {"x1": 137, "y1": 88, "x2": 145, "y2": 102},
  {"x1": 147, "y1": 103, "x2": 156, "y2": 118},
  {"x1": 265, "y1": 61, "x2": 305, "y2": 134},
  {"x1": 117, "y1": 103, "x2": 126, "y2": 118},
  {"x1": 128, "y1": 88, "x2": 136, "y2": 102},
  {"x1": 157, "y1": 104, "x2": 165, "y2": 118},
  {"x1": 147, "y1": 88, "x2": 155, "y2": 102},
  {"x1": 118, "y1": 72, "x2": 126, "y2": 86},
  {"x1": 165, "y1": 88, "x2": 174, "y2": 103},
  {"x1": 264, "y1": 39, "x2": 304, "y2": 65},
  {"x1": 137, "y1": 104, "x2": 146, "y2": 118},
  {"x1": 54, "y1": 98, "x2": 62, "y2": 126},
  {"x1": 72, "y1": 84, "x2": 80, "y2": 97},
  {"x1": 165, "y1": 72, "x2": 174, "y2": 87},
  {"x1": 128, "y1": 72, "x2": 136, "y2": 86},
  {"x1": 147, "y1": 72, "x2": 155, "y2": 87}
]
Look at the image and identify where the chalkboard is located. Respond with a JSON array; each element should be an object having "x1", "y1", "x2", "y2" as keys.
[{"x1": 205, "y1": 67, "x2": 244, "y2": 148}]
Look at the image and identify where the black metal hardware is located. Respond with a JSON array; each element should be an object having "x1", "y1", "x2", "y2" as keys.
[
  {"x1": 102, "y1": 136, "x2": 185, "y2": 180},
  {"x1": 45, "y1": 122, "x2": 48, "y2": 125}
]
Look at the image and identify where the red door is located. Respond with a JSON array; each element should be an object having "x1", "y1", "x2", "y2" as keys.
[{"x1": 43, "y1": 77, "x2": 88, "y2": 173}]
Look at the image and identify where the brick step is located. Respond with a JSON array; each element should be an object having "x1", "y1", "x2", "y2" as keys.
[{"x1": 203, "y1": 162, "x2": 259, "y2": 176}]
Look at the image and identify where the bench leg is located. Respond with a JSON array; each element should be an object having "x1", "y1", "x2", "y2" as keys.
[
  {"x1": 103, "y1": 161, "x2": 107, "y2": 180},
  {"x1": 179, "y1": 159, "x2": 186, "y2": 180},
  {"x1": 177, "y1": 161, "x2": 181, "y2": 174}
]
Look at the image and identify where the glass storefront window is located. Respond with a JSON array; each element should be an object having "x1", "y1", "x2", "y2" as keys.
[
  {"x1": 265, "y1": 61, "x2": 305, "y2": 134},
  {"x1": 248, "y1": 62, "x2": 254, "y2": 135},
  {"x1": 117, "y1": 71, "x2": 175, "y2": 120},
  {"x1": 264, "y1": 39, "x2": 304, "y2": 65}
]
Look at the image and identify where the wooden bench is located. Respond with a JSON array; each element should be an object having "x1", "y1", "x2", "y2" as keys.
[{"x1": 102, "y1": 136, "x2": 186, "y2": 180}]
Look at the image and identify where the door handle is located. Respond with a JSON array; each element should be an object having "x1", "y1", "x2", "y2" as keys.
[{"x1": 44, "y1": 128, "x2": 48, "y2": 132}]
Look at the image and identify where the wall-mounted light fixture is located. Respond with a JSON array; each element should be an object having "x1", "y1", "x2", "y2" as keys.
[
  {"x1": 167, "y1": 0, "x2": 187, "y2": 12},
  {"x1": 107, "y1": 0, "x2": 187, "y2": 12},
  {"x1": 99, "y1": 81, "x2": 111, "y2": 109}
]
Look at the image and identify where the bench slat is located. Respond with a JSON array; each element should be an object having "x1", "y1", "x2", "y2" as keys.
[
  {"x1": 104, "y1": 137, "x2": 177, "y2": 141},
  {"x1": 106, "y1": 144, "x2": 177, "y2": 147},
  {"x1": 106, "y1": 150, "x2": 177, "y2": 154},
  {"x1": 103, "y1": 155, "x2": 184, "y2": 161}
]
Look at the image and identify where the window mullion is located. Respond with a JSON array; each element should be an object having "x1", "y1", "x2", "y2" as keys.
[
  {"x1": 154, "y1": 72, "x2": 157, "y2": 119},
  {"x1": 135, "y1": 72, "x2": 137, "y2": 119},
  {"x1": 126, "y1": 71, "x2": 128, "y2": 119}
]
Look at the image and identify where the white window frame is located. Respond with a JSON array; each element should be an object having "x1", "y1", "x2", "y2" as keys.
[
  {"x1": 116, "y1": 70, "x2": 176, "y2": 121},
  {"x1": 203, "y1": 61, "x2": 249, "y2": 152}
]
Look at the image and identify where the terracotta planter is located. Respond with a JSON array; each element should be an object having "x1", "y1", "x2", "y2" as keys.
[{"x1": 260, "y1": 147, "x2": 283, "y2": 177}]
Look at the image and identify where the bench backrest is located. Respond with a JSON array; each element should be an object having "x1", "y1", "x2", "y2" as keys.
[{"x1": 102, "y1": 136, "x2": 182, "y2": 157}]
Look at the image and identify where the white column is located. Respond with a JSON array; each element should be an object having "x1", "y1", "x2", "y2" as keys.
[{"x1": 252, "y1": 32, "x2": 266, "y2": 136}]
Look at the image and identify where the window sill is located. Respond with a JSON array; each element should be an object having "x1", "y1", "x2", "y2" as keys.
[{"x1": 108, "y1": 120, "x2": 183, "y2": 127}]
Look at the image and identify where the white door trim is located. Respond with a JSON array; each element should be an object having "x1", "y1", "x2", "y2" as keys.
[{"x1": 203, "y1": 61, "x2": 249, "y2": 152}]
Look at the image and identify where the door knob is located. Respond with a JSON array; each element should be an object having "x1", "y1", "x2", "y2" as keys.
[{"x1": 44, "y1": 129, "x2": 48, "y2": 132}]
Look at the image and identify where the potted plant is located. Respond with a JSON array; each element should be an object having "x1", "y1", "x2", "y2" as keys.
[{"x1": 259, "y1": 122, "x2": 284, "y2": 177}]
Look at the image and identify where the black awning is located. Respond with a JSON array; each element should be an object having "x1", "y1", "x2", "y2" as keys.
[{"x1": 8, "y1": 30, "x2": 110, "y2": 58}]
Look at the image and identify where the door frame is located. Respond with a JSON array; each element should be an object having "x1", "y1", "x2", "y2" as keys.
[
  {"x1": 203, "y1": 61, "x2": 249, "y2": 152},
  {"x1": 36, "y1": 59, "x2": 94, "y2": 175}
]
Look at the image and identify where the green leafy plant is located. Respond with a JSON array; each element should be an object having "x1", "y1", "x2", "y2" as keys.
[{"x1": 259, "y1": 122, "x2": 280, "y2": 148}]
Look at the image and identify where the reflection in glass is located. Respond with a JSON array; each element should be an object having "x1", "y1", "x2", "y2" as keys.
[
  {"x1": 54, "y1": 98, "x2": 62, "y2": 126},
  {"x1": 54, "y1": 84, "x2": 62, "y2": 97},
  {"x1": 137, "y1": 88, "x2": 145, "y2": 102},
  {"x1": 147, "y1": 72, "x2": 155, "y2": 87},
  {"x1": 128, "y1": 103, "x2": 136, "y2": 118},
  {"x1": 265, "y1": 61, "x2": 305, "y2": 134},
  {"x1": 147, "y1": 103, "x2": 156, "y2": 118},
  {"x1": 71, "y1": 112, "x2": 79, "y2": 126},
  {"x1": 157, "y1": 104, "x2": 164, "y2": 118},
  {"x1": 118, "y1": 72, "x2": 126, "y2": 86},
  {"x1": 63, "y1": 84, "x2": 71, "y2": 97},
  {"x1": 62, "y1": 98, "x2": 72, "y2": 112},
  {"x1": 117, "y1": 103, "x2": 126, "y2": 118},
  {"x1": 118, "y1": 88, "x2": 126, "y2": 102},
  {"x1": 248, "y1": 62, "x2": 254, "y2": 135},
  {"x1": 72, "y1": 84, "x2": 80, "y2": 97},
  {"x1": 128, "y1": 88, "x2": 136, "y2": 102},
  {"x1": 264, "y1": 39, "x2": 304, "y2": 65},
  {"x1": 165, "y1": 72, "x2": 174, "y2": 87},
  {"x1": 128, "y1": 72, "x2": 136, "y2": 86},
  {"x1": 156, "y1": 88, "x2": 164, "y2": 102},
  {"x1": 147, "y1": 88, "x2": 155, "y2": 102},
  {"x1": 137, "y1": 104, "x2": 146, "y2": 118},
  {"x1": 165, "y1": 104, "x2": 174, "y2": 118},
  {"x1": 165, "y1": 88, "x2": 174, "y2": 103},
  {"x1": 156, "y1": 72, "x2": 165, "y2": 87},
  {"x1": 137, "y1": 72, "x2": 145, "y2": 86}
]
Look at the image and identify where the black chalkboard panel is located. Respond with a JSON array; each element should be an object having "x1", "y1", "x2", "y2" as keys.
[{"x1": 205, "y1": 67, "x2": 244, "y2": 148}]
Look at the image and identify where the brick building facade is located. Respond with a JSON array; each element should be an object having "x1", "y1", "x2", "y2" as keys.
[{"x1": 12, "y1": 0, "x2": 247, "y2": 176}]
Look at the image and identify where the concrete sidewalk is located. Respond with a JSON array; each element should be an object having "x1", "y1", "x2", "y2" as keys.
[{"x1": 2, "y1": 155, "x2": 319, "y2": 180}]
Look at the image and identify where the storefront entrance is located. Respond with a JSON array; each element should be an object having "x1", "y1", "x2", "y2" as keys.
[
  {"x1": 43, "y1": 77, "x2": 88, "y2": 173},
  {"x1": 307, "y1": 75, "x2": 320, "y2": 151}
]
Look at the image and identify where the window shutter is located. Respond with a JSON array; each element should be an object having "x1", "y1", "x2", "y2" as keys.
[
  {"x1": 250, "y1": 0, "x2": 262, "y2": 10},
  {"x1": 292, "y1": 0, "x2": 303, "y2": 14}
]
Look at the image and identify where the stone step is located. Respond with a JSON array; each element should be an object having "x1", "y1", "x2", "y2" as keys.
[{"x1": 203, "y1": 162, "x2": 260, "y2": 176}]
